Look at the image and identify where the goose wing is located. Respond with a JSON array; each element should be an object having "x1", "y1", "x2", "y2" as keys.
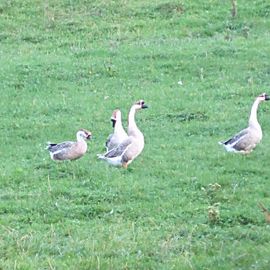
[
  {"x1": 104, "y1": 137, "x2": 133, "y2": 158},
  {"x1": 222, "y1": 128, "x2": 249, "y2": 146},
  {"x1": 105, "y1": 133, "x2": 113, "y2": 150},
  {"x1": 47, "y1": 141, "x2": 74, "y2": 153}
]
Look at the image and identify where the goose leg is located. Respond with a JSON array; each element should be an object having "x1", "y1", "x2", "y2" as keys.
[{"x1": 122, "y1": 162, "x2": 128, "y2": 169}]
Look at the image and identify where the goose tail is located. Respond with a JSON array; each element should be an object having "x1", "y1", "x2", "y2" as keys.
[
  {"x1": 97, "y1": 153, "x2": 106, "y2": 160},
  {"x1": 46, "y1": 142, "x2": 57, "y2": 151}
]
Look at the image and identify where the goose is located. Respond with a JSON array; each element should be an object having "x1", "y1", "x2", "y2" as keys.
[
  {"x1": 47, "y1": 129, "x2": 92, "y2": 161},
  {"x1": 219, "y1": 93, "x2": 270, "y2": 154},
  {"x1": 98, "y1": 100, "x2": 148, "y2": 168},
  {"x1": 105, "y1": 109, "x2": 128, "y2": 151}
]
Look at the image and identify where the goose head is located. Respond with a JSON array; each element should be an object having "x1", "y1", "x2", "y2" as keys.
[
  {"x1": 257, "y1": 93, "x2": 270, "y2": 101},
  {"x1": 111, "y1": 109, "x2": 121, "y2": 128},
  {"x1": 77, "y1": 129, "x2": 92, "y2": 140},
  {"x1": 134, "y1": 100, "x2": 148, "y2": 111}
]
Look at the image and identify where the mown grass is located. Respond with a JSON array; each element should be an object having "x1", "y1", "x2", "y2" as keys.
[{"x1": 1, "y1": 0, "x2": 270, "y2": 269}]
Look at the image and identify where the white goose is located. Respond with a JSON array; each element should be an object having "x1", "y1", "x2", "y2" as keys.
[
  {"x1": 98, "y1": 100, "x2": 148, "y2": 168},
  {"x1": 47, "y1": 129, "x2": 92, "y2": 161},
  {"x1": 105, "y1": 109, "x2": 128, "y2": 151},
  {"x1": 219, "y1": 93, "x2": 270, "y2": 154}
]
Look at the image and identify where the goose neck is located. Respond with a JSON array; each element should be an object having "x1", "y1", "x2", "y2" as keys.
[
  {"x1": 249, "y1": 98, "x2": 261, "y2": 127},
  {"x1": 128, "y1": 106, "x2": 138, "y2": 133},
  {"x1": 115, "y1": 118, "x2": 123, "y2": 129},
  {"x1": 77, "y1": 133, "x2": 85, "y2": 142}
]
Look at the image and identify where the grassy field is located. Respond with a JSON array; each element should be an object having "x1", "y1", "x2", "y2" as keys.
[{"x1": 1, "y1": 0, "x2": 270, "y2": 269}]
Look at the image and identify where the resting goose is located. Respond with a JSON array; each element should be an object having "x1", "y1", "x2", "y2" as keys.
[
  {"x1": 219, "y1": 93, "x2": 270, "y2": 154},
  {"x1": 47, "y1": 129, "x2": 92, "y2": 161},
  {"x1": 105, "y1": 109, "x2": 128, "y2": 151},
  {"x1": 98, "y1": 100, "x2": 148, "y2": 168}
]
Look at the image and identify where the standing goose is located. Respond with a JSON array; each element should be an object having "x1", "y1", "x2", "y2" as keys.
[
  {"x1": 47, "y1": 129, "x2": 92, "y2": 161},
  {"x1": 98, "y1": 100, "x2": 148, "y2": 168},
  {"x1": 219, "y1": 93, "x2": 270, "y2": 154},
  {"x1": 105, "y1": 109, "x2": 128, "y2": 151}
]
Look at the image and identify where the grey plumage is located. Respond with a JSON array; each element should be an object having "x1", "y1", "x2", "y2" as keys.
[
  {"x1": 47, "y1": 141, "x2": 74, "y2": 153},
  {"x1": 104, "y1": 138, "x2": 132, "y2": 159},
  {"x1": 222, "y1": 129, "x2": 249, "y2": 146}
]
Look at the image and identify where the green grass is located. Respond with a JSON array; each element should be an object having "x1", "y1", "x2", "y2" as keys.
[{"x1": 1, "y1": 0, "x2": 270, "y2": 269}]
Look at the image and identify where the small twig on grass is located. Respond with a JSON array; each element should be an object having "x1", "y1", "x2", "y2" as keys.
[
  {"x1": 47, "y1": 258, "x2": 55, "y2": 270},
  {"x1": 258, "y1": 202, "x2": 270, "y2": 223},
  {"x1": 231, "y1": 0, "x2": 237, "y2": 18},
  {"x1": 47, "y1": 174, "x2": 52, "y2": 194}
]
